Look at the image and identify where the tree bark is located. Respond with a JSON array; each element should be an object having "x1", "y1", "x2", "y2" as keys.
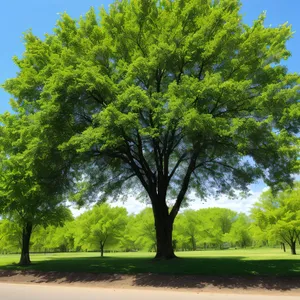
[
  {"x1": 154, "y1": 218, "x2": 175, "y2": 259},
  {"x1": 281, "y1": 242, "x2": 286, "y2": 252},
  {"x1": 290, "y1": 241, "x2": 296, "y2": 255},
  {"x1": 19, "y1": 222, "x2": 33, "y2": 266},
  {"x1": 152, "y1": 201, "x2": 176, "y2": 259}
]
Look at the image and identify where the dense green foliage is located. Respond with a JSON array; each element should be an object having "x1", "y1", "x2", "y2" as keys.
[
  {"x1": 120, "y1": 208, "x2": 157, "y2": 252},
  {"x1": 74, "y1": 204, "x2": 127, "y2": 256},
  {"x1": 174, "y1": 208, "x2": 238, "y2": 250},
  {"x1": 0, "y1": 112, "x2": 73, "y2": 265},
  {"x1": 251, "y1": 183, "x2": 300, "y2": 254}
]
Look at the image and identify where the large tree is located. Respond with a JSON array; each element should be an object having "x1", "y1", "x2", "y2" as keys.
[{"x1": 3, "y1": 0, "x2": 299, "y2": 259}]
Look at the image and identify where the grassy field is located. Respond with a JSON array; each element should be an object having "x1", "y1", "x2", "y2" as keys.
[{"x1": 0, "y1": 248, "x2": 299, "y2": 277}]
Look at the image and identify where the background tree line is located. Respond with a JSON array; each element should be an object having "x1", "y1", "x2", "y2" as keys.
[{"x1": 1, "y1": 183, "x2": 299, "y2": 256}]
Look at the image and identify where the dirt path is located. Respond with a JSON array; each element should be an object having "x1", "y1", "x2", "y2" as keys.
[{"x1": 0, "y1": 270, "x2": 300, "y2": 296}]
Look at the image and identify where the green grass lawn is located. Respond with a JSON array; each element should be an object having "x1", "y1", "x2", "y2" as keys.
[{"x1": 0, "y1": 248, "x2": 299, "y2": 277}]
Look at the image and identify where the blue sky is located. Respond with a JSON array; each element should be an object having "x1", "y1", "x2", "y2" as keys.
[
  {"x1": 0, "y1": 0, "x2": 299, "y2": 214},
  {"x1": 0, "y1": 0, "x2": 299, "y2": 113}
]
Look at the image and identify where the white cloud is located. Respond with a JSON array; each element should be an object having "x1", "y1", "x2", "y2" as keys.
[
  {"x1": 110, "y1": 196, "x2": 150, "y2": 214},
  {"x1": 69, "y1": 196, "x2": 150, "y2": 217},
  {"x1": 70, "y1": 206, "x2": 87, "y2": 218},
  {"x1": 262, "y1": 186, "x2": 269, "y2": 193},
  {"x1": 187, "y1": 190, "x2": 261, "y2": 214}
]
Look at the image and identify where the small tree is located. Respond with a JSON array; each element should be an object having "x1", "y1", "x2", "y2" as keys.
[
  {"x1": 46, "y1": 221, "x2": 75, "y2": 252},
  {"x1": 119, "y1": 208, "x2": 157, "y2": 252},
  {"x1": 119, "y1": 215, "x2": 139, "y2": 252},
  {"x1": 174, "y1": 210, "x2": 201, "y2": 251},
  {"x1": 251, "y1": 184, "x2": 300, "y2": 255},
  {"x1": 133, "y1": 208, "x2": 157, "y2": 251},
  {"x1": 198, "y1": 208, "x2": 236, "y2": 249},
  {"x1": 249, "y1": 223, "x2": 269, "y2": 248},
  {"x1": 226, "y1": 213, "x2": 252, "y2": 248},
  {"x1": 74, "y1": 204, "x2": 127, "y2": 257}
]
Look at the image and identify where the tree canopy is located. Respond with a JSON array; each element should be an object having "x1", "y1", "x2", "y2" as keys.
[
  {"x1": 251, "y1": 183, "x2": 300, "y2": 254},
  {"x1": 0, "y1": 112, "x2": 73, "y2": 265},
  {"x1": 2, "y1": 0, "x2": 300, "y2": 259},
  {"x1": 74, "y1": 203, "x2": 127, "y2": 257}
]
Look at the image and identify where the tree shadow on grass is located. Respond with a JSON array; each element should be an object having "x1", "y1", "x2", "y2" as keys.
[
  {"x1": 0, "y1": 269, "x2": 123, "y2": 284},
  {"x1": 133, "y1": 273, "x2": 300, "y2": 291},
  {"x1": 0, "y1": 256, "x2": 300, "y2": 291}
]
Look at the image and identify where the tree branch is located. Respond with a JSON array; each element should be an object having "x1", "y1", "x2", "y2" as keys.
[{"x1": 170, "y1": 151, "x2": 199, "y2": 221}]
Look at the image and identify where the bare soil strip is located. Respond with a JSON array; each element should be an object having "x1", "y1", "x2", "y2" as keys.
[{"x1": 0, "y1": 270, "x2": 300, "y2": 296}]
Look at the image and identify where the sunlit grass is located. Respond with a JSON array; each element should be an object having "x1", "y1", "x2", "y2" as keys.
[{"x1": 0, "y1": 248, "x2": 299, "y2": 277}]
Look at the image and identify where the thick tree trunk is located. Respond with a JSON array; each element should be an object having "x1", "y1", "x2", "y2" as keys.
[
  {"x1": 290, "y1": 241, "x2": 296, "y2": 255},
  {"x1": 19, "y1": 222, "x2": 33, "y2": 266},
  {"x1": 153, "y1": 203, "x2": 176, "y2": 259},
  {"x1": 154, "y1": 218, "x2": 175, "y2": 259}
]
